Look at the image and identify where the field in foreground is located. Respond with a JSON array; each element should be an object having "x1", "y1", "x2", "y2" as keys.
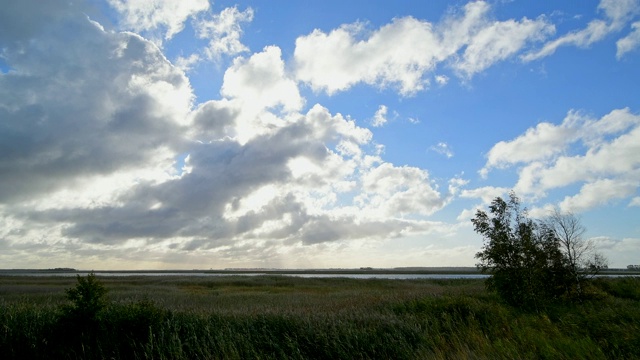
[{"x1": 1, "y1": 275, "x2": 639, "y2": 359}]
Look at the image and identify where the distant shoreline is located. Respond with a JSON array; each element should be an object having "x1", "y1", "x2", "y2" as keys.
[{"x1": 1, "y1": 267, "x2": 638, "y2": 276}]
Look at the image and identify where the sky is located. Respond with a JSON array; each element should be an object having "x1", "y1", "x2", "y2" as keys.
[{"x1": 1, "y1": 0, "x2": 639, "y2": 270}]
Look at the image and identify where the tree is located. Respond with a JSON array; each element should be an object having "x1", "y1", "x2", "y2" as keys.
[
  {"x1": 63, "y1": 272, "x2": 108, "y2": 321},
  {"x1": 541, "y1": 208, "x2": 608, "y2": 296},
  {"x1": 472, "y1": 192, "x2": 570, "y2": 310}
]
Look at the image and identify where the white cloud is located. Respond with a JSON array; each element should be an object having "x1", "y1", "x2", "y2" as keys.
[
  {"x1": 481, "y1": 108, "x2": 640, "y2": 177},
  {"x1": 430, "y1": 142, "x2": 454, "y2": 158},
  {"x1": 221, "y1": 46, "x2": 302, "y2": 112},
  {"x1": 558, "y1": 178, "x2": 639, "y2": 213},
  {"x1": 194, "y1": 6, "x2": 254, "y2": 60},
  {"x1": 356, "y1": 163, "x2": 444, "y2": 218},
  {"x1": 435, "y1": 75, "x2": 449, "y2": 86},
  {"x1": 457, "y1": 186, "x2": 509, "y2": 221},
  {"x1": 294, "y1": 1, "x2": 551, "y2": 95},
  {"x1": 630, "y1": 197, "x2": 640, "y2": 207},
  {"x1": 617, "y1": 21, "x2": 640, "y2": 57},
  {"x1": 460, "y1": 186, "x2": 509, "y2": 204},
  {"x1": 107, "y1": 0, "x2": 209, "y2": 42},
  {"x1": 219, "y1": 46, "x2": 304, "y2": 142},
  {"x1": 174, "y1": 53, "x2": 201, "y2": 72},
  {"x1": 514, "y1": 116, "x2": 640, "y2": 196},
  {"x1": 480, "y1": 112, "x2": 582, "y2": 176},
  {"x1": 454, "y1": 17, "x2": 554, "y2": 76},
  {"x1": 371, "y1": 105, "x2": 388, "y2": 127},
  {"x1": 590, "y1": 237, "x2": 640, "y2": 268},
  {"x1": 480, "y1": 108, "x2": 640, "y2": 212},
  {"x1": 523, "y1": 0, "x2": 640, "y2": 61},
  {"x1": 600, "y1": 0, "x2": 640, "y2": 26},
  {"x1": 294, "y1": 18, "x2": 436, "y2": 96}
]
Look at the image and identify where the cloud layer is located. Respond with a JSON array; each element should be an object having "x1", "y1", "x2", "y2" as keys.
[{"x1": 1, "y1": 0, "x2": 639, "y2": 269}]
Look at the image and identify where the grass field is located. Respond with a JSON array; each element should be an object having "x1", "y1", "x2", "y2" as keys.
[{"x1": 1, "y1": 275, "x2": 639, "y2": 359}]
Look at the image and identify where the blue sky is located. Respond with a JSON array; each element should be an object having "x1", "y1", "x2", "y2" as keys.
[{"x1": 1, "y1": 0, "x2": 639, "y2": 269}]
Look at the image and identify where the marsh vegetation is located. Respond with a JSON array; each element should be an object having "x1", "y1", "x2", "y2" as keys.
[{"x1": 1, "y1": 274, "x2": 639, "y2": 359}]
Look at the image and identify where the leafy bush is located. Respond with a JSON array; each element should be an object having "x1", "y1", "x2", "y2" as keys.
[
  {"x1": 62, "y1": 272, "x2": 108, "y2": 321},
  {"x1": 472, "y1": 193, "x2": 573, "y2": 310},
  {"x1": 592, "y1": 276, "x2": 640, "y2": 300}
]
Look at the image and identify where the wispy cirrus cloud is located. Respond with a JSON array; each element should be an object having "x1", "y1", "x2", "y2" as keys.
[
  {"x1": 523, "y1": 0, "x2": 640, "y2": 61},
  {"x1": 430, "y1": 142, "x2": 454, "y2": 159}
]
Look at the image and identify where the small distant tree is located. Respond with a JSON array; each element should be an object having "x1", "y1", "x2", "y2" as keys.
[
  {"x1": 586, "y1": 253, "x2": 608, "y2": 273},
  {"x1": 63, "y1": 272, "x2": 108, "y2": 321},
  {"x1": 472, "y1": 192, "x2": 570, "y2": 310}
]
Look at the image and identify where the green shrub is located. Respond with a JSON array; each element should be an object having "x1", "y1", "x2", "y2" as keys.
[
  {"x1": 62, "y1": 272, "x2": 108, "y2": 321},
  {"x1": 592, "y1": 276, "x2": 640, "y2": 300}
]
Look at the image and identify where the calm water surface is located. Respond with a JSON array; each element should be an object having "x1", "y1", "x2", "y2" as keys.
[
  {"x1": 1, "y1": 271, "x2": 488, "y2": 279},
  {"x1": 1, "y1": 272, "x2": 635, "y2": 279}
]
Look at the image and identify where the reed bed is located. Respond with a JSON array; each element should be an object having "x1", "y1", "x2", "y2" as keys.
[{"x1": 1, "y1": 275, "x2": 638, "y2": 359}]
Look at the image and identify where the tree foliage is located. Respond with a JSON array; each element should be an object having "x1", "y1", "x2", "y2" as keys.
[
  {"x1": 472, "y1": 193, "x2": 577, "y2": 310},
  {"x1": 63, "y1": 272, "x2": 108, "y2": 321}
]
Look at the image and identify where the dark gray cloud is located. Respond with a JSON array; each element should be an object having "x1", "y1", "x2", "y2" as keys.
[
  {"x1": 25, "y1": 117, "x2": 333, "y2": 243},
  {"x1": 0, "y1": 2, "x2": 191, "y2": 203}
]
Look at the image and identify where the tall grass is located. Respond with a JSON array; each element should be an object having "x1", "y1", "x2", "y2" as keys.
[{"x1": 1, "y1": 275, "x2": 638, "y2": 359}]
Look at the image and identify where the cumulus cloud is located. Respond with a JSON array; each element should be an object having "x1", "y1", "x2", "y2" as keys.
[
  {"x1": 107, "y1": 0, "x2": 209, "y2": 42},
  {"x1": 221, "y1": 46, "x2": 303, "y2": 114},
  {"x1": 460, "y1": 186, "x2": 509, "y2": 205},
  {"x1": 480, "y1": 112, "x2": 582, "y2": 177},
  {"x1": 371, "y1": 105, "x2": 388, "y2": 127},
  {"x1": 590, "y1": 236, "x2": 640, "y2": 267},
  {"x1": 481, "y1": 108, "x2": 640, "y2": 176},
  {"x1": 523, "y1": 0, "x2": 640, "y2": 61},
  {"x1": 194, "y1": 6, "x2": 254, "y2": 60},
  {"x1": 294, "y1": 1, "x2": 551, "y2": 95},
  {"x1": 453, "y1": 16, "x2": 554, "y2": 76},
  {"x1": 23, "y1": 102, "x2": 445, "y2": 251},
  {"x1": 456, "y1": 186, "x2": 509, "y2": 221},
  {"x1": 0, "y1": 2, "x2": 192, "y2": 204},
  {"x1": 353, "y1": 162, "x2": 448, "y2": 220},
  {"x1": 617, "y1": 21, "x2": 640, "y2": 57},
  {"x1": 558, "y1": 178, "x2": 639, "y2": 213},
  {"x1": 480, "y1": 108, "x2": 640, "y2": 211},
  {"x1": 0, "y1": 0, "x2": 448, "y2": 265}
]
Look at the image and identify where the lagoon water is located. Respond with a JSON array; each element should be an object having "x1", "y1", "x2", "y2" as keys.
[
  {"x1": 2, "y1": 271, "x2": 635, "y2": 279},
  {"x1": 281, "y1": 273, "x2": 490, "y2": 279},
  {"x1": 1, "y1": 271, "x2": 489, "y2": 279}
]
